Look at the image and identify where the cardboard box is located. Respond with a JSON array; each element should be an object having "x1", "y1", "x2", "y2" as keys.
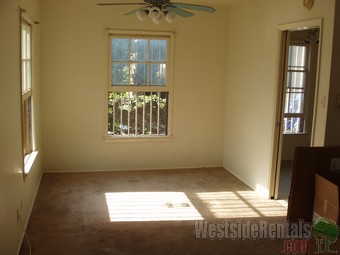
[
  {"x1": 287, "y1": 147, "x2": 340, "y2": 224},
  {"x1": 308, "y1": 175, "x2": 340, "y2": 254},
  {"x1": 313, "y1": 174, "x2": 339, "y2": 224}
]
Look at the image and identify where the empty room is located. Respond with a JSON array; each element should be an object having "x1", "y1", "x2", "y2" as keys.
[{"x1": 1, "y1": 0, "x2": 340, "y2": 254}]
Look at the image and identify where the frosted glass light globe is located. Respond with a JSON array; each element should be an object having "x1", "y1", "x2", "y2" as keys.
[
  {"x1": 136, "y1": 9, "x2": 147, "y2": 21},
  {"x1": 152, "y1": 14, "x2": 164, "y2": 24},
  {"x1": 165, "y1": 12, "x2": 176, "y2": 23},
  {"x1": 149, "y1": 6, "x2": 162, "y2": 20}
]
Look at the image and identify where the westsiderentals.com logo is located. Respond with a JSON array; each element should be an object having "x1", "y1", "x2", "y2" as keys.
[{"x1": 193, "y1": 218, "x2": 339, "y2": 254}]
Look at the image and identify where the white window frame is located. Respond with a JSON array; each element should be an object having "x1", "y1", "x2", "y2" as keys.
[
  {"x1": 283, "y1": 43, "x2": 309, "y2": 135},
  {"x1": 104, "y1": 30, "x2": 175, "y2": 143},
  {"x1": 21, "y1": 15, "x2": 37, "y2": 174}
]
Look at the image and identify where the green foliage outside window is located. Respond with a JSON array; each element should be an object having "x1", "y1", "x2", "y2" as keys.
[{"x1": 108, "y1": 92, "x2": 168, "y2": 136}]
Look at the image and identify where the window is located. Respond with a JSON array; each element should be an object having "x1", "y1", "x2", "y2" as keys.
[
  {"x1": 21, "y1": 20, "x2": 33, "y2": 162},
  {"x1": 107, "y1": 31, "x2": 174, "y2": 139},
  {"x1": 283, "y1": 44, "x2": 308, "y2": 134}
]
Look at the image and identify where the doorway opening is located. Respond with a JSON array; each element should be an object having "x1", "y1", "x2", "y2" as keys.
[{"x1": 271, "y1": 20, "x2": 322, "y2": 206}]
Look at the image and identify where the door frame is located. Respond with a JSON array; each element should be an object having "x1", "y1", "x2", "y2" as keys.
[{"x1": 269, "y1": 19, "x2": 323, "y2": 199}]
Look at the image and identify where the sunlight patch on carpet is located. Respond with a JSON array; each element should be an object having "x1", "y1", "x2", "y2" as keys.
[
  {"x1": 105, "y1": 192, "x2": 204, "y2": 222},
  {"x1": 196, "y1": 191, "x2": 287, "y2": 218}
]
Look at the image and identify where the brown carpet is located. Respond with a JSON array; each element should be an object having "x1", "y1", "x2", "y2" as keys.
[{"x1": 20, "y1": 167, "x2": 291, "y2": 255}]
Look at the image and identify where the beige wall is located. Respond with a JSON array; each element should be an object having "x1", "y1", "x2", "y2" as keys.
[
  {"x1": 41, "y1": 0, "x2": 229, "y2": 172},
  {"x1": 223, "y1": 0, "x2": 335, "y2": 197},
  {"x1": 0, "y1": 0, "x2": 42, "y2": 254},
  {"x1": 0, "y1": 0, "x2": 338, "y2": 252},
  {"x1": 0, "y1": 0, "x2": 338, "y2": 253}
]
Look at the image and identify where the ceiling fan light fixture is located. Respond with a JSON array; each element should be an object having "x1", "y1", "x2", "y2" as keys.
[
  {"x1": 165, "y1": 12, "x2": 176, "y2": 23},
  {"x1": 98, "y1": 1, "x2": 216, "y2": 24},
  {"x1": 149, "y1": 6, "x2": 162, "y2": 20},
  {"x1": 136, "y1": 9, "x2": 148, "y2": 21},
  {"x1": 152, "y1": 11, "x2": 165, "y2": 24}
]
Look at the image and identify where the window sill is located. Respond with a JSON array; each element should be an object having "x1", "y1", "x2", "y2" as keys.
[
  {"x1": 104, "y1": 136, "x2": 174, "y2": 143},
  {"x1": 24, "y1": 151, "x2": 38, "y2": 175}
]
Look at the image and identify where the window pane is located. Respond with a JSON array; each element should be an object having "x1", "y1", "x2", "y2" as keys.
[
  {"x1": 158, "y1": 92, "x2": 168, "y2": 135},
  {"x1": 22, "y1": 28, "x2": 27, "y2": 59},
  {"x1": 22, "y1": 61, "x2": 32, "y2": 92},
  {"x1": 287, "y1": 72, "x2": 306, "y2": 88},
  {"x1": 107, "y1": 92, "x2": 168, "y2": 136},
  {"x1": 21, "y1": 24, "x2": 32, "y2": 92},
  {"x1": 144, "y1": 92, "x2": 151, "y2": 135},
  {"x1": 284, "y1": 93, "x2": 289, "y2": 114},
  {"x1": 27, "y1": 28, "x2": 31, "y2": 59},
  {"x1": 120, "y1": 93, "x2": 130, "y2": 135},
  {"x1": 112, "y1": 39, "x2": 129, "y2": 61},
  {"x1": 131, "y1": 39, "x2": 148, "y2": 61},
  {"x1": 21, "y1": 27, "x2": 27, "y2": 59},
  {"x1": 283, "y1": 117, "x2": 304, "y2": 133},
  {"x1": 22, "y1": 25, "x2": 31, "y2": 59},
  {"x1": 150, "y1": 40, "x2": 167, "y2": 62},
  {"x1": 108, "y1": 35, "x2": 171, "y2": 138},
  {"x1": 27, "y1": 96, "x2": 33, "y2": 149},
  {"x1": 111, "y1": 92, "x2": 122, "y2": 135},
  {"x1": 22, "y1": 62, "x2": 27, "y2": 91},
  {"x1": 112, "y1": 63, "x2": 129, "y2": 85},
  {"x1": 285, "y1": 90, "x2": 304, "y2": 114},
  {"x1": 121, "y1": 114, "x2": 129, "y2": 134},
  {"x1": 152, "y1": 93, "x2": 160, "y2": 135},
  {"x1": 136, "y1": 93, "x2": 144, "y2": 135},
  {"x1": 288, "y1": 66, "x2": 305, "y2": 71},
  {"x1": 22, "y1": 97, "x2": 33, "y2": 155},
  {"x1": 288, "y1": 45, "x2": 307, "y2": 68},
  {"x1": 130, "y1": 63, "x2": 147, "y2": 85},
  {"x1": 150, "y1": 64, "x2": 166, "y2": 85},
  {"x1": 129, "y1": 99, "x2": 137, "y2": 135},
  {"x1": 108, "y1": 94, "x2": 114, "y2": 135},
  {"x1": 27, "y1": 61, "x2": 31, "y2": 90},
  {"x1": 284, "y1": 44, "x2": 308, "y2": 134}
]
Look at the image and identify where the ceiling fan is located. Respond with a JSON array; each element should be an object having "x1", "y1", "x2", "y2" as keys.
[{"x1": 97, "y1": 0, "x2": 216, "y2": 24}]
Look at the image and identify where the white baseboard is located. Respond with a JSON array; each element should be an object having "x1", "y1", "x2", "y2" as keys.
[{"x1": 43, "y1": 165, "x2": 223, "y2": 173}]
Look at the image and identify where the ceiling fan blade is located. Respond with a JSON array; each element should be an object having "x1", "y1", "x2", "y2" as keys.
[
  {"x1": 97, "y1": 3, "x2": 145, "y2": 6},
  {"x1": 124, "y1": 6, "x2": 150, "y2": 15},
  {"x1": 171, "y1": 3, "x2": 215, "y2": 13},
  {"x1": 124, "y1": 7, "x2": 141, "y2": 15},
  {"x1": 165, "y1": 6, "x2": 193, "y2": 17}
]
